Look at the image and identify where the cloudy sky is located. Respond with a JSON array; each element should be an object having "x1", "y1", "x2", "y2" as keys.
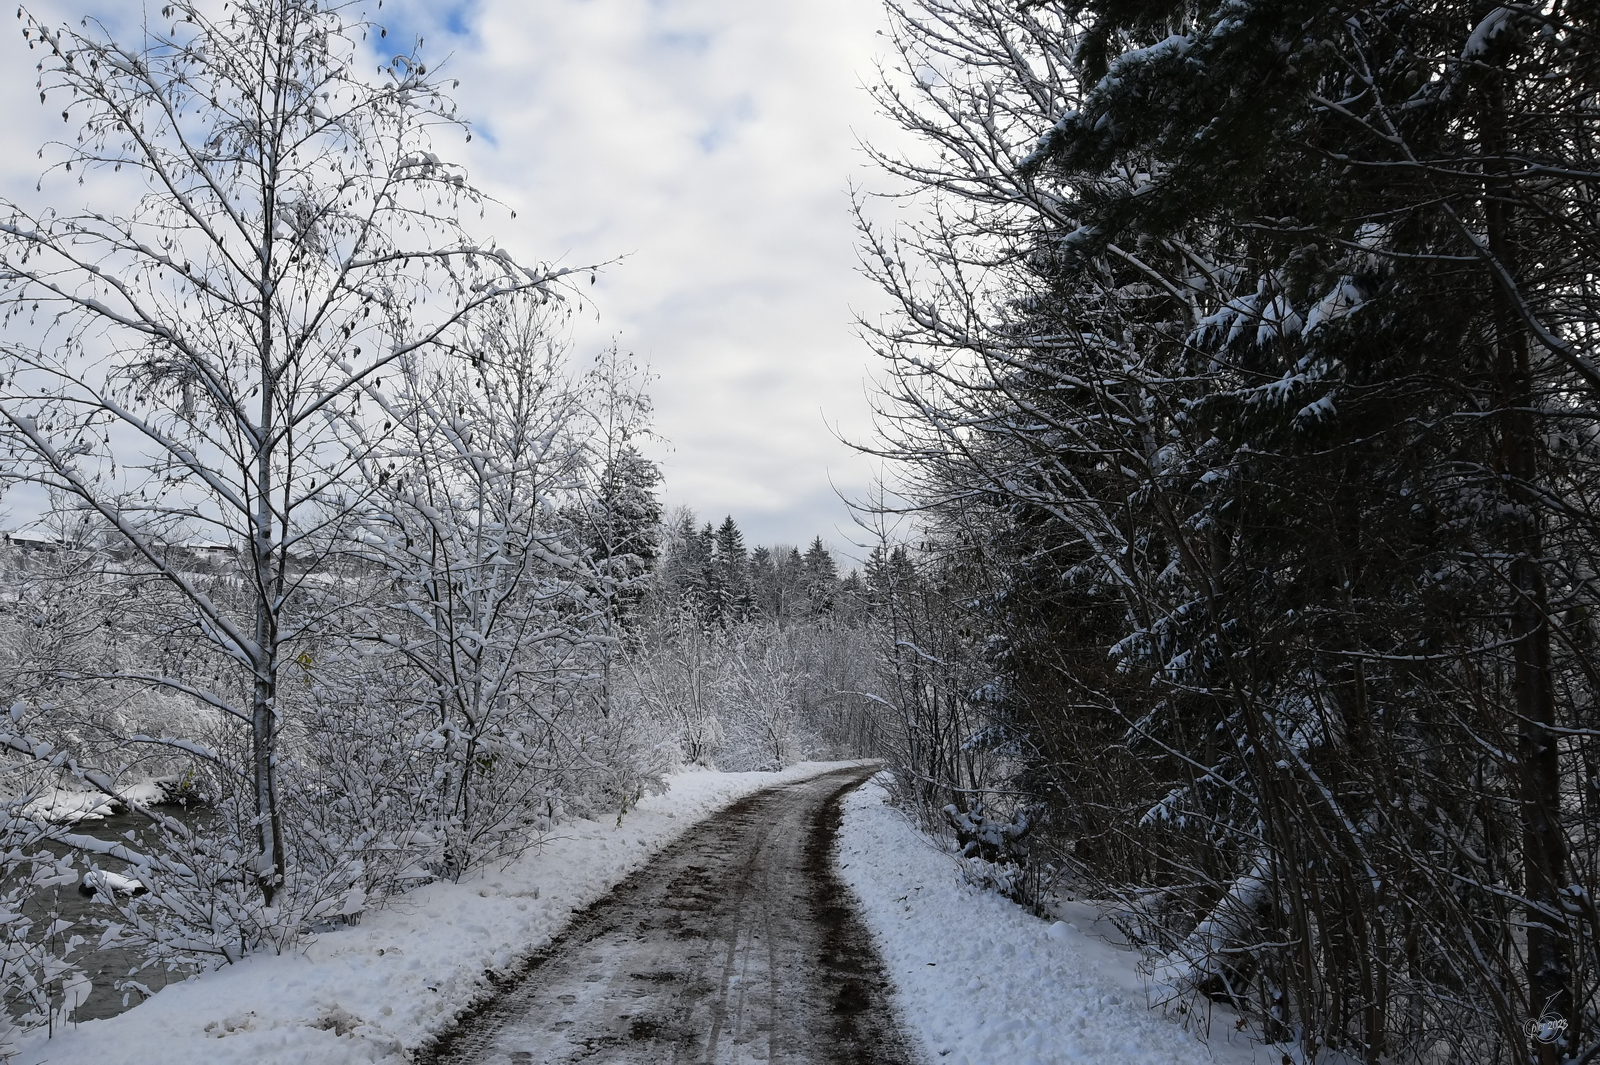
[
  {"x1": 1, "y1": 0, "x2": 913, "y2": 552},
  {"x1": 378, "y1": 0, "x2": 919, "y2": 551}
]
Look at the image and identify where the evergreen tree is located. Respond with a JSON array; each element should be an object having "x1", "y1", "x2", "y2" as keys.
[
  {"x1": 713, "y1": 516, "x2": 752, "y2": 623},
  {"x1": 582, "y1": 444, "x2": 663, "y2": 633},
  {"x1": 801, "y1": 538, "x2": 838, "y2": 618},
  {"x1": 695, "y1": 522, "x2": 724, "y2": 627},
  {"x1": 773, "y1": 546, "x2": 806, "y2": 628},
  {"x1": 861, "y1": 0, "x2": 1600, "y2": 1058},
  {"x1": 749, "y1": 545, "x2": 780, "y2": 620},
  {"x1": 656, "y1": 510, "x2": 707, "y2": 618},
  {"x1": 836, "y1": 569, "x2": 867, "y2": 626}
]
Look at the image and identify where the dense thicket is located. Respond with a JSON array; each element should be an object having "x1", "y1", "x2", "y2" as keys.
[
  {"x1": 623, "y1": 512, "x2": 880, "y2": 771},
  {"x1": 861, "y1": 2, "x2": 1600, "y2": 1061},
  {"x1": 0, "y1": 0, "x2": 661, "y2": 1037}
]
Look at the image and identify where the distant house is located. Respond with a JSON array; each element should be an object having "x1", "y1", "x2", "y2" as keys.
[
  {"x1": 2, "y1": 531, "x2": 60, "y2": 553},
  {"x1": 1, "y1": 531, "x2": 242, "y2": 572}
]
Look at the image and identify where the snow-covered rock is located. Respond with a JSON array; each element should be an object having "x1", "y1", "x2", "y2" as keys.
[
  {"x1": 13, "y1": 778, "x2": 203, "y2": 825},
  {"x1": 114, "y1": 780, "x2": 169, "y2": 807},
  {"x1": 21, "y1": 789, "x2": 116, "y2": 824},
  {"x1": 79, "y1": 869, "x2": 147, "y2": 899}
]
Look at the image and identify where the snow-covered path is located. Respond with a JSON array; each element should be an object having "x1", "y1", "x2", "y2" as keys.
[
  {"x1": 14, "y1": 766, "x2": 1279, "y2": 1065},
  {"x1": 10, "y1": 763, "x2": 869, "y2": 1065},
  {"x1": 836, "y1": 776, "x2": 1268, "y2": 1065},
  {"x1": 423, "y1": 764, "x2": 912, "y2": 1064}
]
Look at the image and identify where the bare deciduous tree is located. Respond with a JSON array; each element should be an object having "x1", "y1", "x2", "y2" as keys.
[{"x1": 0, "y1": 0, "x2": 584, "y2": 910}]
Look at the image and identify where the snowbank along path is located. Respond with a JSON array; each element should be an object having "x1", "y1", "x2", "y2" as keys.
[
  {"x1": 420, "y1": 763, "x2": 915, "y2": 1065},
  {"x1": 836, "y1": 774, "x2": 1268, "y2": 1065}
]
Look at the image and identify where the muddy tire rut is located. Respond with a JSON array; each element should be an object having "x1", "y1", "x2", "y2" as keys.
[{"x1": 418, "y1": 765, "x2": 916, "y2": 1065}]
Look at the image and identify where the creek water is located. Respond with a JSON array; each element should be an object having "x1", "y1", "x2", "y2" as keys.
[{"x1": 24, "y1": 804, "x2": 204, "y2": 1024}]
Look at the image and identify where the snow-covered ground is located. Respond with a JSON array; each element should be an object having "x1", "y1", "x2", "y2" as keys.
[
  {"x1": 10, "y1": 761, "x2": 859, "y2": 1065},
  {"x1": 20, "y1": 764, "x2": 1305, "y2": 1065},
  {"x1": 17, "y1": 781, "x2": 170, "y2": 824},
  {"x1": 835, "y1": 774, "x2": 1282, "y2": 1065}
]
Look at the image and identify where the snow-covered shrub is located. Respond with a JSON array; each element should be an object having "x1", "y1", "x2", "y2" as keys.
[
  {"x1": 570, "y1": 690, "x2": 679, "y2": 821},
  {"x1": 956, "y1": 854, "x2": 1026, "y2": 899},
  {"x1": 625, "y1": 618, "x2": 809, "y2": 774},
  {"x1": 943, "y1": 802, "x2": 1035, "y2": 902},
  {"x1": 625, "y1": 611, "x2": 731, "y2": 767},
  {"x1": 289, "y1": 668, "x2": 448, "y2": 903},
  {"x1": 718, "y1": 624, "x2": 805, "y2": 771},
  {"x1": 347, "y1": 350, "x2": 582, "y2": 871}
]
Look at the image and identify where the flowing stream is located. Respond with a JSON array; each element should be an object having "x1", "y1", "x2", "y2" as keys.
[{"x1": 25, "y1": 802, "x2": 205, "y2": 1024}]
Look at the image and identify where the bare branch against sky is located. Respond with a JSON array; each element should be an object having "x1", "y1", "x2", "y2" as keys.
[{"x1": 0, "y1": 0, "x2": 907, "y2": 549}]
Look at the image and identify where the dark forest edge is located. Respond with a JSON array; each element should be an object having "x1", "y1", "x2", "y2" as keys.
[{"x1": 850, "y1": 1, "x2": 1600, "y2": 1063}]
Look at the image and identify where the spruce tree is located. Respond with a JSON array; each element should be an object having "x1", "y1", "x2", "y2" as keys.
[
  {"x1": 862, "y1": 0, "x2": 1600, "y2": 1058},
  {"x1": 801, "y1": 538, "x2": 838, "y2": 618},
  {"x1": 714, "y1": 516, "x2": 751, "y2": 623}
]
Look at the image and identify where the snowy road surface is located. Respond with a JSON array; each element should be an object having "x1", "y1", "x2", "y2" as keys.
[
  {"x1": 14, "y1": 763, "x2": 867, "y2": 1065},
  {"x1": 421, "y1": 764, "x2": 915, "y2": 1065}
]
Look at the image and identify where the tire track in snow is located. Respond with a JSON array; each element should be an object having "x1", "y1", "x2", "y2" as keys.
[{"x1": 419, "y1": 765, "x2": 916, "y2": 1065}]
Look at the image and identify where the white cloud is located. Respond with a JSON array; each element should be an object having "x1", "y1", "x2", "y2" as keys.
[
  {"x1": 1, "y1": 0, "x2": 911, "y2": 551},
  {"x1": 386, "y1": 0, "x2": 907, "y2": 549}
]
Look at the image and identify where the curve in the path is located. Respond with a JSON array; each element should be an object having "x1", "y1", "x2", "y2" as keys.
[{"x1": 419, "y1": 765, "x2": 916, "y2": 1065}]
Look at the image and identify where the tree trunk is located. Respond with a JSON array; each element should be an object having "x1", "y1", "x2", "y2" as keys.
[
  {"x1": 252, "y1": 604, "x2": 285, "y2": 907},
  {"x1": 1481, "y1": 67, "x2": 1571, "y2": 1063}
]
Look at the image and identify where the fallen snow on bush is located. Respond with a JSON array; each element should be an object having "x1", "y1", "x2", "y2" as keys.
[
  {"x1": 19, "y1": 788, "x2": 116, "y2": 825},
  {"x1": 835, "y1": 775, "x2": 1272, "y2": 1065},
  {"x1": 13, "y1": 780, "x2": 174, "y2": 825},
  {"x1": 13, "y1": 762, "x2": 857, "y2": 1065}
]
